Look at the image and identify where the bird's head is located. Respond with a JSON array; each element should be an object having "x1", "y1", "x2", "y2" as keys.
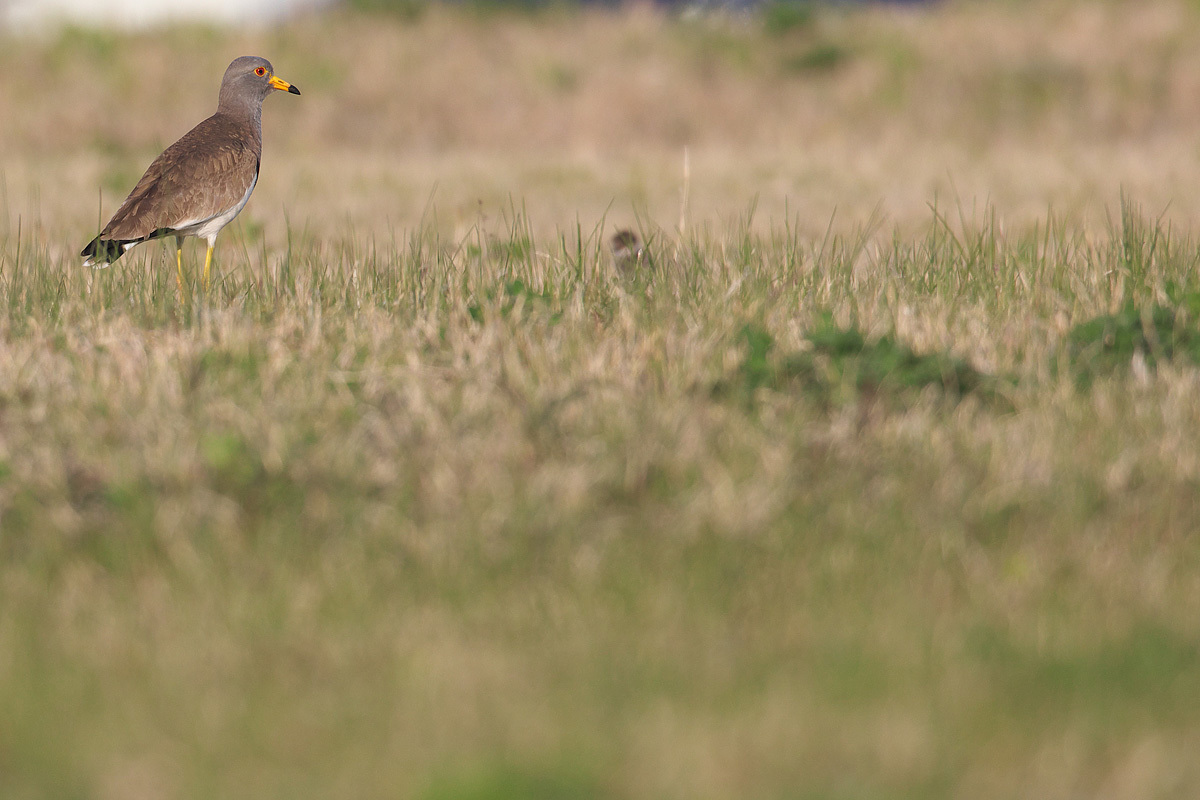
[{"x1": 218, "y1": 56, "x2": 301, "y2": 113}]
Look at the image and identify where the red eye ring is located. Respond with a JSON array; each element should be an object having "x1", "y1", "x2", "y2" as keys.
[{"x1": 255, "y1": 67, "x2": 267, "y2": 77}]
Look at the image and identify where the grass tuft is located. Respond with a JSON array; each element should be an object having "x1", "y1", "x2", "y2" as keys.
[
  {"x1": 1063, "y1": 303, "x2": 1200, "y2": 385},
  {"x1": 720, "y1": 316, "x2": 1009, "y2": 410}
]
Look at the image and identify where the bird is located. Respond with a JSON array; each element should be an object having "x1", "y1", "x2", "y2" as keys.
[
  {"x1": 609, "y1": 229, "x2": 647, "y2": 278},
  {"x1": 81, "y1": 56, "x2": 300, "y2": 295}
]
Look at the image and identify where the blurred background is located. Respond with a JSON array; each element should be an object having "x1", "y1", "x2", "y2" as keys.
[
  {"x1": 3, "y1": 0, "x2": 1200, "y2": 256},
  {"x1": 1, "y1": 0, "x2": 933, "y2": 26},
  {"x1": 2, "y1": 0, "x2": 332, "y2": 27}
]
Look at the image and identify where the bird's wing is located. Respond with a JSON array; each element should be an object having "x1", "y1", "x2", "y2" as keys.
[{"x1": 99, "y1": 115, "x2": 260, "y2": 241}]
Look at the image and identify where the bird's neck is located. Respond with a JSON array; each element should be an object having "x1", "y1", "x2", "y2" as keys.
[{"x1": 216, "y1": 92, "x2": 263, "y2": 128}]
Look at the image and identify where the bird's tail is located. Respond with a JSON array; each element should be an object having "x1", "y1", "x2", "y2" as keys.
[{"x1": 81, "y1": 236, "x2": 129, "y2": 269}]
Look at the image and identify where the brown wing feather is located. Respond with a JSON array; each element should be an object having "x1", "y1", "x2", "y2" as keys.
[{"x1": 100, "y1": 114, "x2": 260, "y2": 241}]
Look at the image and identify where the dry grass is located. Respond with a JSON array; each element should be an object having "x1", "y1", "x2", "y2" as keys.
[{"x1": 3, "y1": 1, "x2": 1200, "y2": 799}]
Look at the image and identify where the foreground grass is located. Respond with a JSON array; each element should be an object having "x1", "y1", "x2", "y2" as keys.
[{"x1": 2, "y1": 203, "x2": 1200, "y2": 799}]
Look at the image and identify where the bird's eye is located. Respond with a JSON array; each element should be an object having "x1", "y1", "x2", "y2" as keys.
[{"x1": 255, "y1": 67, "x2": 267, "y2": 77}]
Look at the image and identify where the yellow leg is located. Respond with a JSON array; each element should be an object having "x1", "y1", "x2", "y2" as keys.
[
  {"x1": 203, "y1": 244, "x2": 214, "y2": 292},
  {"x1": 176, "y1": 242, "x2": 185, "y2": 299}
]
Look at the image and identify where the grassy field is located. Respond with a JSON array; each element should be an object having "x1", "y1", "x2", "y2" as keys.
[{"x1": 4, "y1": 1, "x2": 1200, "y2": 798}]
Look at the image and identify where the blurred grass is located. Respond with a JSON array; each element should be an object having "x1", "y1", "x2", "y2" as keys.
[
  {"x1": 3, "y1": 1, "x2": 1200, "y2": 799},
  {"x1": 3, "y1": 197, "x2": 1200, "y2": 799}
]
